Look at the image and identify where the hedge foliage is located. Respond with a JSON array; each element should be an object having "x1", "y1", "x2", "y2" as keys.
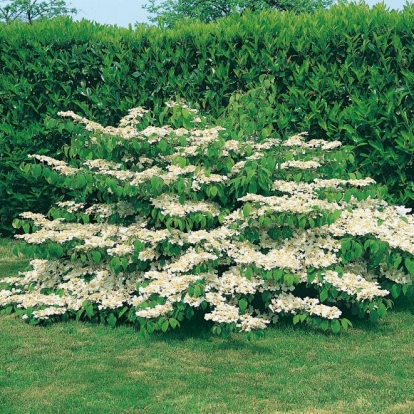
[{"x1": 1, "y1": 2, "x2": 413, "y2": 234}]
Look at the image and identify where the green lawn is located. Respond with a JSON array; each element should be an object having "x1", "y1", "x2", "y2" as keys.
[{"x1": 1, "y1": 238, "x2": 414, "y2": 414}]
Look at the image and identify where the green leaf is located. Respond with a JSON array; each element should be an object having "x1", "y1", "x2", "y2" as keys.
[
  {"x1": 243, "y1": 203, "x2": 251, "y2": 218},
  {"x1": 320, "y1": 289, "x2": 328, "y2": 302},
  {"x1": 150, "y1": 176, "x2": 164, "y2": 193},
  {"x1": 179, "y1": 157, "x2": 187, "y2": 168},
  {"x1": 84, "y1": 303, "x2": 94, "y2": 318},
  {"x1": 12, "y1": 219, "x2": 22, "y2": 229},
  {"x1": 194, "y1": 285, "x2": 202, "y2": 297},
  {"x1": 239, "y1": 298, "x2": 248, "y2": 312},
  {"x1": 341, "y1": 240, "x2": 351, "y2": 252},
  {"x1": 248, "y1": 180, "x2": 257, "y2": 193},
  {"x1": 147, "y1": 321, "x2": 155, "y2": 334},
  {"x1": 118, "y1": 306, "x2": 129, "y2": 318},
  {"x1": 371, "y1": 241, "x2": 380, "y2": 254},
  {"x1": 272, "y1": 269, "x2": 283, "y2": 282},
  {"x1": 369, "y1": 310, "x2": 379, "y2": 322},
  {"x1": 134, "y1": 240, "x2": 145, "y2": 252},
  {"x1": 391, "y1": 284, "x2": 401, "y2": 299},
  {"x1": 210, "y1": 186, "x2": 218, "y2": 197},
  {"x1": 405, "y1": 258, "x2": 414, "y2": 275},
  {"x1": 49, "y1": 243, "x2": 63, "y2": 258},
  {"x1": 107, "y1": 313, "x2": 117, "y2": 327},
  {"x1": 392, "y1": 254, "x2": 402, "y2": 269},
  {"x1": 76, "y1": 175, "x2": 86, "y2": 188},
  {"x1": 262, "y1": 291, "x2": 272, "y2": 303},
  {"x1": 244, "y1": 267, "x2": 253, "y2": 280},
  {"x1": 76, "y1": 309, "x2": 85, "y2": 322},
  {"x1": 350, "y1": 241, "x2": 363, "y2": 259},
  {"x1": 22, "y1": 222, "x2": 31, "y2": 234},
  {"x1": 331, "y1": 319, "x2": 341, "y2": 334},
  {"x1": 92, "y1": 251, "x2": 102, "y2": 264},
  {"x1": 298, "y1": 216, "x2": 306, "y2": 229},
  {"x1": 161, "y1": 319, "x2": 169, "y2": 332},
  {"x1": 268, "y1": 228, "x2": 280, "y2": 240},
  {"x1": 377, "y1": 302, "x2": 387, "y2": 318},
  {"x1": 158, "y1": 139, "x2": 168, "y2": 152},
  {"x1": 284, "y1": 273, "x2": 294, "y2": 287},
  {"x1": 121, "y1": 257, "x2": 128, "y2": 270},
  {"x1": 320, "y1": 319, "x2": 329, "y2": 331},
  {"x1": 169, "y1": 318, "x2": 179, "y2": 329},
  {"x1": 340, "y1": 318, "x2": 352, "y2": 331}
]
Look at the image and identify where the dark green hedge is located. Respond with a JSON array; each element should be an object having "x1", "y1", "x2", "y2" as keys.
[{"x1": 1, "y1": 2, "x2": 413, "y2": 234}]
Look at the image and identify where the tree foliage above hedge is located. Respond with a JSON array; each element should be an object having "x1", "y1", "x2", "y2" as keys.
[
  {"x1": 0, "y1": 0, "x2": 77, "y2": 24},
  {"x1": 143, "y1": 0, "x2": 335, "y2": 27}
]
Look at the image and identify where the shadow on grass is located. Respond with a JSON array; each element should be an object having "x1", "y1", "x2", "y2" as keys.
[
  {"x1": 146, "y1": 310, "x2": 352, "y2": 354},
  {"x1": 144, "y1": 310, "x2": 275, "y2": 352}
]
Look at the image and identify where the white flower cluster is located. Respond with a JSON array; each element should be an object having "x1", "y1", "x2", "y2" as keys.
[
  {"x1": 136, "y1": 302, "x2": 174, "y2": 318},
  {"x1": 227, "y1": 241, "x2": 302, "y2": 271},
  {"x1": 84, "y1": 159, "x2": 122, "y2": 171},
  {"x1": 320, "y1": 270, "x2": 389, "y2": 301},
  {"x1": 166, "y1": 248, "x2": 218, "y2": 273},
  {"x1": 118, "y1": 107, "x2": 150, "y2": 127},
  {"x1": 58, "y1": 110, "x2": 142, "y2": 140},
  {"x1": 379, "y1": 265, "x2": 412, "y2": 285},
  {"x1": 191, "y1": 170, "x2": 228, "y2": 191},
  {"x1": 161, "y1": 165, "x2": 197, "y2": 185},
  {"x1": 151, "y1": 194, "x2": 220, "y2": 217},
  {"x1": 217, "y1": 267, "x2": 260, "y2": 295},
  {"x1": 236, "y1": 193, "x2": 340, "y2": 215},
  {"x1": 329, "y1": 206, "x2": 414, "y2": 255},
  {"x1": 204, "y1": 303, "x2": 240, "y2": 324},
  {"x1": 107, "y1": 244, "x2": 134, "y2": 256},
  {"x1": 165, "y1": 100, "x2": 199, "y2": 113},
  {"x1": 280, "y1": 160, "x2": 321, "y2": 170},
  {"x1": 56, "y1": 201, "x2": 85, "y2": 213},
  {"x1": 273, "y1": 177, "x2": 376, "y2": 195},
  {"x1": 269, "y1": 292, "x2": 342, "y2": 319},
  {"x1": 282, "y1": 133, "x2": 341, "y2": 150},
  {"x1": 29, "y1": 154, "x2": 79, "y2": 176}
]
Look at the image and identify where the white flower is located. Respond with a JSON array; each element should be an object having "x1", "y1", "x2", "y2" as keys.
[
  {"x1": 237, "y1": 314, "x2": 270, "y2": 332},
  {"x1": 107, "y1": 244, "x2": 134, "y2": 256},
  {"x1": 204, "y1": 303, "x2": 240, "y2": 324},
  {"x1": 136, "y1": 302, "x2": 174, "y2": 319}
]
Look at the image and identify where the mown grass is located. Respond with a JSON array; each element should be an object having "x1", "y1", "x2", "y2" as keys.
[
  {"x1": 1, "y1": 237, "x2": 414, "y2": 414},
  {"x1": 0, "y1": 238, "x2": 30, "y2": 275}
]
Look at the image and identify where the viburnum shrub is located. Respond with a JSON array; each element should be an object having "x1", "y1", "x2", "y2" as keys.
[{"x1": 1, "y1": 102, "x2": 413, "y2": 336}]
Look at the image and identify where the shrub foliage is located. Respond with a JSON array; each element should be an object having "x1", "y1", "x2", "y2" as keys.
[
  {"x1": 1, "y1": 104, "x2": 413, "y2": 335},
  {"x1": 1, "y1": 3, "x2": 414, "y2": 234}
]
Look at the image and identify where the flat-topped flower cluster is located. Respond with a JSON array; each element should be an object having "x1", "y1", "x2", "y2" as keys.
[{"x1": 1, "y1": 103, "x2": 413, "y2": 334}]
